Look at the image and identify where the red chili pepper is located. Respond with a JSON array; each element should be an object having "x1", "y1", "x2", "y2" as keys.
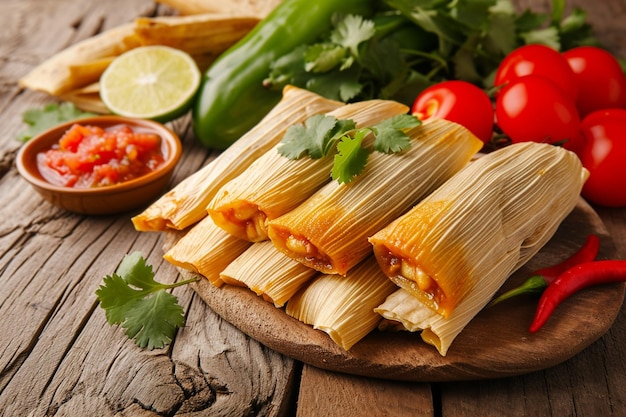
[
  {"x1": 533, "y1": 234, "x2": 601, "y2": 283},
  {"x1": 488, "y1": 234, "x2": 600, "y2": 307},
  {"x1": 529, "y1": 260, "x2": 626, "y2": 333}
]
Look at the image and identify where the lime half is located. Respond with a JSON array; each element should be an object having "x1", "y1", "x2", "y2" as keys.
[{"x1": 100, "y1": 46, "x2": 201, "y2": 123}]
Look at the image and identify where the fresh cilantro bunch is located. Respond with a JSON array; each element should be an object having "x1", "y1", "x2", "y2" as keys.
[
  {"x1": 263, "y1": 0, "x2": 599, "y2": 106},
  {"x1": 95, "y1": 252, "x2": 196, "y2": 350},
  {"x1": 278, "y1": 113, "x2": 420, "y2": 184},
  {"x1": 17, "y1": 102, "x2": 96, "y2": 142}
]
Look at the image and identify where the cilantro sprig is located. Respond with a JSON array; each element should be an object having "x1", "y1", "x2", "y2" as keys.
[
  {"x1": 278, "y1": 113, "x2": 420, "y2": 184},
  {"x1": 17, "y1": 102, "x2": 96, "y2": 142},
  {"x1": 263, "y1": 0, "x2": 601, "y2": 104},
  {"x1": 95, "y1": 252, "x2": 197, "y2": 350}
]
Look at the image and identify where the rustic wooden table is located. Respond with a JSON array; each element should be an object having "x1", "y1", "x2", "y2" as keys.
[{"x1": 1, "y1": 0, "x2": 625, "y2": 416}]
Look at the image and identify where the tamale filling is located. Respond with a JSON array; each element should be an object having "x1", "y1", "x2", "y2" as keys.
[
  {"x1": 272, "y1": 228, "x2": 334, "y2": 272},
  {"x1": 375, "y1": 246, "x2": 448, "y2": 317},
  {"x1": 210, "y1": 202, "x2": 268, "y2": 242}
]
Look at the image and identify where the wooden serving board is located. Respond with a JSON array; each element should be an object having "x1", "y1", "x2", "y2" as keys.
[{"x1": 188, "y1": 198, "x2": 625, "y2": 381}]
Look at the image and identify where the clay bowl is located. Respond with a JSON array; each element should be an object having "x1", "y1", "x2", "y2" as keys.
[{"x1": 16, "y1": 115, "x2": 182, "y2": 215}]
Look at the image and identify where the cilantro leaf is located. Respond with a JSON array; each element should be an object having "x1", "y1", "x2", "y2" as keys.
[
  {"x1": 330, "y1": 14, "x2": 376, "y2": 59},
  {"x1": 306, "y1": 67, "x2": 363, "y2": 102},
  {"x1": 122, "y1": 291, "x2": 185, "y2": 350},
  {"x1": 17, "y1": 102, "x2": 96, "y2": 142},
  {"x1": 96, "y1": 273, "x2": 144, "y2": 325},
  {"x1": 278, "y1": 114, "x2": 356, "y2": 159},
  {"x1": 280, "y1": 113, "x2": 418, "y2": 183},
  {"x1": 372, "y1": 114, "x2": 421, "y2": 153},
  {"x1": 95, "y1": 252, "x2": 196, "y2": 350},
  {"x1": 305, "y1": 66, "x2": 363, "y2": 102},
  {"x1": 332, "y1": 130, "x2": 370, "y2": 184},
  {"x1": 305, "y1": 43, "x2": 346, "y2": 73}
]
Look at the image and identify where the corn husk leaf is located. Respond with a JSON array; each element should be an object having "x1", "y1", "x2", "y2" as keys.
[
  {"x1": 164, "y1": 216, "x2": 251, "y2": 287},
  {"x1": 267, "y1": 119, "x2": 483, "y2": 275},
  {"x1": 19, "y1": 24, "x2": 140, "y2": 96},
  {"x1": 19, "y1": 14, "x2": 258, "y2": 103},
  {"x1": 220, "y1": 241, "x2": 318, "y2": 307},
  {"x1": 286, "y1": 258, "x2": 397, "y2": 350},
  {"x1": 155, "y1": 0, "x2": 282, "y2": 17},
  {"x1": 59, "y1": 82, "x2": 110, "y2": 114},
  {"x1": 208, "y1": 99, "x2": 410, "y2": 242},
  {"x1": 133, "y1": 13, "x2": 260, "y2": 71},
  {"x1": 372, "y1": 142, "x2": 589, "y2": 356},
  {"x1": 132, "y1": 86, "x2": 343, "y2": 231}
]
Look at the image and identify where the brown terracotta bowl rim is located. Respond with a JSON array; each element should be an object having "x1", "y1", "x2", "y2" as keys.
[{"x1": 16, "y1": 115, "x2": 182, "y2": 196}]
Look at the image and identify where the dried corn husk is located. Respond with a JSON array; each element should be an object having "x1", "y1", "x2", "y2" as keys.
[
  {"x1": 132, "y1": 86, "x2": 343, "y2": 231},
  {"x1": 19, "y1": 14, "x2": 258, "y2": 103},
  {"x1": 163, "y1": 216, "x2": 251, "y2": 287},
  {"x1": 155, "y1": 0, "x2": 282, "y2": 17},
  {"x1": 286, "y1": 258, "x2": 397, "y2": 350},
  {"x1": 133, "y1": 13, "x2": 260, "y2": 71},
  {"x1": 19, "y1": 24, "x2": 140, "y2": 96},
  {"x1": 267, "y1": 119, "x2": 483, "y2": 275},
  {"x1": 371, "y1": 142, "x2": 589, "y2": 356},
  {"x1": 219, "y1": 241, "x2": 318, "y2": 307},
  {"x1": 208, "y1": 99, "x2": 410, "y2": 242},
  {"x1": 59, "y1": 82, "x2": 110, "y2": 114}
]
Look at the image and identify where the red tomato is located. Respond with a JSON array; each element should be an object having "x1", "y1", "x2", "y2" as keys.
[
  {"x1": 562, "y1": 46, "x2": 626, "y2": 117},
  {"x1": 495, "y1": 75, "x2": 583, "y2": 151},
  {"x1": 411, "y1": 80, "x2": 494, "y2": 143},
  {"x1": 494, "y1": 44, "x2": 579, "y2": 103},
  {"x1": 578, "y1": 109, "x2": 626, "y2": 207}
]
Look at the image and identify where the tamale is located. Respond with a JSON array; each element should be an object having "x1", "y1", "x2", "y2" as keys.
[
  {"x1": 132, "y1": 86, "x2": 343, "y2": 231},
  {"x1": 134, "y1": 14, "x2": 260, "y2": 72},
  {"x1": 286, "y1": 258, "x2": 397, "y2": 350},
  {"x1": 219, "y1": 241, "x2": 318, "y2": 307},
  {"x1": 164, "y1": 215, "x2": 251, "y2": 287},
  {"x1": 155, "y1": 0, "x2": 282, "y2": 17},
  {"x1": 370, "y1": 142, "x2": 588, "y2": 355},
  {"x1": 19, "y1": 24, "x2": 140, "y2": 96},
  {"x1": 267, "y1": 119, "x2": 483, "y2": 275},
  {"x1": 19, "y1": 14, "x2": 257, "y2": 102},
  {"x1": 59, "y1": 82, "x2": 110, "y2": 114},
  {"x1": 207, "y1": 99, "x2": 411, "y2": 242}
]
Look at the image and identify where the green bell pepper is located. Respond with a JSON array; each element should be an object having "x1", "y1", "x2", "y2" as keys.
[{"x1": 192, "y1": 0, "x2": 374, "y2": 149}]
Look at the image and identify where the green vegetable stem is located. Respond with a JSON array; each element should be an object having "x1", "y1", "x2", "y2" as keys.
[
  {"x1": 488, "y1": 234, "x2": 600, "y2": 307},
  {"x1": 192, "y1": 0, "x2": 374, "y2": 150}
]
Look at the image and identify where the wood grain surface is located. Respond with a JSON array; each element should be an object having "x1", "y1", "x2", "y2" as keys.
[{"x1": 1, "y1": 0, "x2": 626, "y2": 416}]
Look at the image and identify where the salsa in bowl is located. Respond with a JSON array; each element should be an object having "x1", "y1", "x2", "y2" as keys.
[{"x1": 16, "y1": 115, "x2": 182, "y2": 215}]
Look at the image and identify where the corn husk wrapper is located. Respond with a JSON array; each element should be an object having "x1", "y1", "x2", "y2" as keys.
[
  {"x1": 59, "y1": 82, "x2": 110, "y2": 114},
  {"x1": 371, "y1": 142, "x2": 589, "y2": 356},
  {"x1": 208, "y1": 100, "x2": 410, "y2": 242},
  {"x1": 132, "y1": 86, "x2": 343, "y2": 232},
  {"x1": 156, "y1": 0, "x2": 282, "y2": 17},
  {"x1": 133, "y1": 13, "x2": 260, "y2": 72},
  {"x1": 19, "y1": 24, "x2": 140, "y2": 96},
  {"x1": 286, "y1": 258, "x2": 397, "y2": 350},
  {"x1": 220, "y1": 241, "x2": 318, "y2": 307},
  {"x1": 267, "y1": 119, "x2": 483, "y2": 275},
  {"x1": 19, "y1": 14, "x2": 258, "y2": 105},
  {"x1": 164, "y1": 216, "x2": 251, "y2": 287}
]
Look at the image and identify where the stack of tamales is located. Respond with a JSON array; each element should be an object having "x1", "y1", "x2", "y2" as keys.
[{"x1": 137, "y1": 87, "x2": 588, "y2": 355}]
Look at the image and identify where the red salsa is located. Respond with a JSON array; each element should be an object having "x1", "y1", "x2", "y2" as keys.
[{"x1": 38, "y1": 123, "x2": 165, "y2": 188}]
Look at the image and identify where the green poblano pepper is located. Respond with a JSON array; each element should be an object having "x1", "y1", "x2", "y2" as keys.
[{"x1": 192, "y1": 0, "x2": 374, "y2": 149}]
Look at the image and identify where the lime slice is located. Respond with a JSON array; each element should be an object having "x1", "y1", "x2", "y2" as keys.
[{"x1": 100, "y1": 46, "x2": 201, "y2": 123}]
